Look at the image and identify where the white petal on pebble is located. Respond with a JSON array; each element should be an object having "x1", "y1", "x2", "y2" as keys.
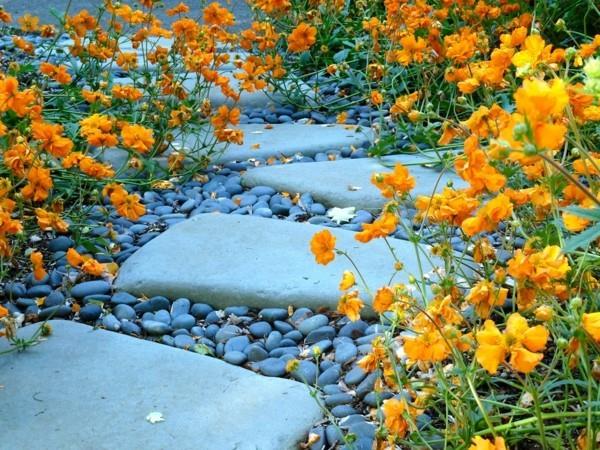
[{"x1": 327, "y1": 207, "x2": 356, "y2": 224}]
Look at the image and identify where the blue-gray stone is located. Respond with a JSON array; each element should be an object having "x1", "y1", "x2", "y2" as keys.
[
  {"x1": 338, "y1": 320, "x2": 368, "y2": 338},
  {"x1": 298, "y1": 315, "x2": 329, "y2": 336},
  {"x1": 38, "y1": 305, "x2": 71, "y2": 320},
  {"x1": 283, "y1": 330, "x2": 303, "y2": 342},
  {"x1": 279, "y1": 338, "x2": 297, "y2": 347},
  {"x1": 253, "y1": 208, "x2": 273, "y2": 218},
  {"x1": 101, "y1": 314, "x2": 121, "y2": 331},
  {"x1": 148, "y1": 296, "x2": 170, "y2": 312},
  {"x1": 355, "y1": 333, "x2": 382, "y2": 346},
  {"x1": 205, "y1": 311, "x2": 221, "y2": 324},
  {"x1": 224, "y1": 351, "x2": 247, "y2": 365},
  {"x1": 4, "y1": 282, "x2": 26, "y2": 298},
  {"x1": 190, "y1": 303, "x2": 213, "y2": 319},
  {"x1": 335, "y1": 342, "x2": 357, "y2": 365},
  {"x1": 79, "y1": 304, "x2": 102, "y2": 322},
  {"x1": 113, "y1": 304, "x2": 136, "y2": 321},
  {"x1": 161, "y1": 335, "x2": 175, "y2": 346},
  {"x1": 265, "y1": 331, "x2": 282, "y2": 351},
  {"x1": 249, "y1": 321, "x2": 272, "y2": 338},
  {"x1": 318, "y1": 365, "x2": 341, "y2": 386},
  {"x1": 291, "y1": 360, "x2": 317, "y2": 384},
  {"x1": 171, "y1": 313, "x2": 195, "y2": 330},
  {"x1": 322, "y1": 385, "x2": 342, "y2": 395},
  {"x1": 173, "y1": 329, "x2": 191, "y2": 337},
  {"x1": 142, "y1": 320, "x2": 172, "y2": 336},
  {"x1": 363, "y1": 391, "x2": 393, "y2": 407},
  {"x1": 309, "y1": 203, "x2": 326, "y2": 216},
  {"x1": 365, "y1": 324, "x2": 387, "y2": 335},
  {"x1": 326, "y1": 425, "x2": 343, "y2": 446},
  {"x1": 215, "y1": 325, "x2": 241, "y2": 343},
  {"x1": 269, "y1": 347, "x2": 300, "y2": 358},
  {"x1": 16, "y1": 298, "x2": 36, "y2": 309},
  {"x1": 205, "y1": 324, "x2": 219, "y2": 340},
  {"x1": 224, "y1": 335, "x2": 250, "y2": 353},
  {"x1": 290, "y1": 307, "x2": 312, "y2": 324},
  {"x1": 245, "y1": 344, "x2": 268, "y2": 362},
  {"x1": 71, "y1": 281, "x2": 111, "y2": 299},
  {"x1": 249, "y1": 186, "x2": 276, "y2": 197},
  {"x1": 305, "y1": 326, "x2": 336, "y2": 345},
  {"x1": 44, "y1": 291, "x2": 65, "y2": 308},
  {"x1": 174, "y1": 334, "x2": 195, "y2": 349},
  {"x1": 324, "y1": 393, "x2": 353, "y2": 407},
  {"x1": 48, "y1": 236, "x2": 74, "y2": 252},
  {"x1": 224, "y1": 306, "x2": 249, "y2": 317},
  {"x1": 190, "y1": 326, "x2": 204, "y2": 337},
  {"x1": 344, "y1": 366, "x2": 366, "y2": 385},
  {"x1": 331, "y1": 405, "x2": 357, "y2": 418},
  {"x1": 26, "y1": 285, "x2": 52, "y2": 298},
  {"x1": 120, "y1": 320, "x2": 141, "y2": 336},
  {"x1": 154, "y1": 310, "x2": 171, "y2": 325},
  {"x1": 170, "y1": 298, "x2": 191, "y2": 317},
  {"x1": 259, "y1": 358, "x2": 286, "y2": 377},
  {"x1": 271, "y1": 320, "x2": 292, "y2": 334},
  {"x1": 356, "y1": 372, "x2": 378, "y2": 398},
  {"x1": 309, "y1": 340, "x2": 332, "y2": 355}
]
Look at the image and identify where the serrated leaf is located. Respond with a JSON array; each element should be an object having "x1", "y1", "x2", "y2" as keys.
[{"x1": 564, "y1": 221, "x2": 600, "y2": 252}]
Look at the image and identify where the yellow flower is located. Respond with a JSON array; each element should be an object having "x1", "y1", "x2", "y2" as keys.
[
  {"x1": 339, "y1": 271, "x2": 355, "y2": 290},
  {"x1": 469, "y1": 436, "x2": 507, "y2": 450},
  {"x1": 514, "y1": 78, "x2": 568, "y2": 123},
  {"x1": 310, "y1": 229, "x2": 336, "y2": 265},
  {"x1": 337, "y1": 290, "x2": 364, "y2": 321},
  {"x1": 465, "y1": 280, "x2": 507, "y2": 318},
  {"x1": 583, "y1": 312, "x2": 600, "y2": 342}
]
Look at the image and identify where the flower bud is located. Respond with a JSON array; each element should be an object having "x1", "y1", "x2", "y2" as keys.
[{"x1": 570, "y1": 296, "x2": 583, "y2": 309}]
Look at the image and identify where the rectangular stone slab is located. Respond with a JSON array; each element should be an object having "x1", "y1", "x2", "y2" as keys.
[
  {"x1": 241, "y1": 155, "x2": 466, "y2": 212},
  {"x1": 0, "y1": 320, "x2": 321, "y2": 450},
  {"x1": 114, "y1": 214, "x2": 449, "y2": 315},
  {"x1": 102, "y1": 123, "x2": 373, "y2": 171}
]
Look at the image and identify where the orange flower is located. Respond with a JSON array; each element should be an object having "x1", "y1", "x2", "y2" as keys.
[
  {"x1": 234, "y1": 60, "x2": 267, "y2": 92},
  {"x1": 514, "y1": 78, "x2": 568, "y2": 123},
  {"x1": 390, "y1": 92, "x2": 419, "y2": 117},
  {"x1": 461, "y1": 193, "x2": 513, "y2": 237},
  {"x1": 211, "y1": 105, "x2": 241, "y2": 129},
  {"x1": 30, "y1": 251, "x2": 47, "y2": 281},
  {"x1": 166, "y1": 2, "x2": 190, "y2": 16},
  {"x1": 337, "y1": 290, "x2": 364, "y2": 321},
  {"x1": 582, "y1": 312, "x2": 600, "y2": 342},
  {"x1": 110, "y1": 190, "x2": 146, "y2": 221},
  {"x1": 512, "y1": 34, "x2": 552, "y2": 70},
  {"x1": 475, "y1": 313, "x2": 549, "y2": 374},
  {"x1": 470, "y1": 436, "x2": 507, "y2": 450},
  {"x1": 18, "y1": 13, "x2": 39, "y2": 32},
  {"x1": 310, "y1": 229, "x2": 336, "y2": 265},
  {"x1": 203, "y1": 2, "x2": 235, "y2": 27},
  {"x1": 382, "y1": 398, "x2": 411, "y2": 437},
  {"x1": 373, "y1": 286, "x2": 394, "y2": 313},
  {"x1": 370, "y1": 90, "x2": 383, "y2": 106},
  {"x1": 35, "y1": 208, "x2": 69, "y2": 233},
  {"x1": 40, "y1": 62, "x2": 72, "y2": 84},
  {"x1": 465, "y1": 280, "x2": 507, "y2": 318},
  {"x1": 21, "y1": 167, "x2": 53, "y2": 203},
  {"x1": 372, "y1": 163, "x2": 415, "y2": 198},
  {"x1": 355, "y1": 212, "x2": 398, "y2": 243},
  {"x1": 121, "y1": 124, "x2": 154, "y2": 153},
  {"x1": 415, "y1": 188, "x2": 479, "y2": 226},
  {"x1": 31, "y1": 121, "x2": 73, "y2": 157},
  {"x1": 116, "y1": 52, "x2": 139, "y2": 71},
  {"x1": 287, "y1": 23, "x2": 317, "y2": 53}
]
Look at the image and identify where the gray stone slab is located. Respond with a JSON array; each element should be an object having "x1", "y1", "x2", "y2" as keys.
[
  {"x1": 242, "y1": 155, "x2": 466, "y2": 211},
  {"x1": 0, "y1": 320, "x2": 321, "y2": 450},
  {"x1": 102, "y1": 123, "x2": 373, "y2": 172},
  {"x1": 114, "y1": 214, "x2": 452, "y2": 316}
]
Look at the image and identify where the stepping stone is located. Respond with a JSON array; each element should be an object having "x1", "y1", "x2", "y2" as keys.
[
  {"x1": 114, "y1": 214, "x2": 454, "y2": 316},
  {"x1": 103, "y1": 123, "x2": 373, "y2": 171},
  {"x1": 115, "y1": 70, "x2": 313, "y2": 108},
  {"x1": 242, "y1": 155, "x2": 466, "y2": 211},
  {"x1": 0, "y1": 320, "x2": 321, "y2": 450}
]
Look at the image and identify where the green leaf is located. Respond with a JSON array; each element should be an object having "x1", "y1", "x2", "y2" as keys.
[
  {"x1": 564, "y1": 221, "x2": 600, "y2": 252},
  {"x1": 333, "y1": 48, "x2": 350, "y2": 63}
]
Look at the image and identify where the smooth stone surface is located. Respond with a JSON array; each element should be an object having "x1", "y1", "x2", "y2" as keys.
[
  {"x1": 115, "y1": 215, "x2": 448, "y2": 315},
  {"x1": 242, "y1": 155, "x2": 465, "y2": 211},
  {"x1": 0, "y1": 321, "x2": 321, "y2": 450},
  {"x1": 105, "y1": 124, "x2": 372, "y2": 170}
]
